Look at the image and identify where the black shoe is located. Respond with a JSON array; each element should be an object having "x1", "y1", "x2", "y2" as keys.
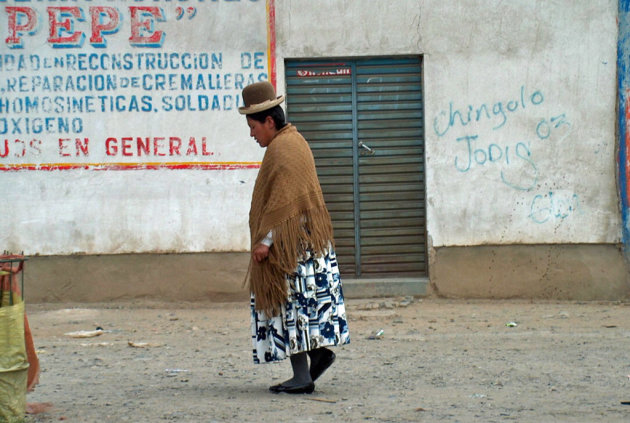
[
  {"x1": 310, "y1": 350, "x2": 336, "y2": 382},
  {"x1": 269, "y1": 382, "x2": 315, "y2": 394}
]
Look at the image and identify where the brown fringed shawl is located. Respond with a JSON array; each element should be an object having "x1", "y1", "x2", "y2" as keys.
[{"x1": 248, "y1": 124, "x2": 334, "y2": 316}]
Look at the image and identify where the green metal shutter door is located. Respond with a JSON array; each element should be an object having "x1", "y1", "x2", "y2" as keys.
[
  {"x1": 356, "y1": 58, "x2": 426, "y2": 276},
  {"x1": 286, "y1": 57, "x2": 426, "y2": 278},
  {"x1": 285, "y1": 63, "x2": 357, "y2": 275}
]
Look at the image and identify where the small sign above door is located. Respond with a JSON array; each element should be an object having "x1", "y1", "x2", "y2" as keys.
[{"x1": 297, "y1": 68, "x2": 352, "y2": 77}]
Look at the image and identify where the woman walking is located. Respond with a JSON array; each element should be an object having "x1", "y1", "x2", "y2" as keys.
[{"x1": 239, "y1": 81, "x2": 350, "y2": 394}]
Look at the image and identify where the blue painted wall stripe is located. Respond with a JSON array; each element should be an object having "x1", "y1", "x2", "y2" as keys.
[{"x1": 619, "y1": 0, "x2": 630, "y2": 255}]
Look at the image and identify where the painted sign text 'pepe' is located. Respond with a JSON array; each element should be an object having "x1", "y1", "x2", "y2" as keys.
[{"x1": 0, "y1": 0, "x2": 268, "y2": 169}]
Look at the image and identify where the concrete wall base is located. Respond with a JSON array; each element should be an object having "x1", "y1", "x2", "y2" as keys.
[
  {"x1": 430, "y1": 244, "x2": 630, "y2": 300},
  {"x1": 23, "y1": 252, "x2": 252, "y2": 303},
  {"x1": 20, "y1": 244, "x2": 630, "y2": 303},
  {"x1": 343, "y1": 278, "x2": 428, "y2": 298}
]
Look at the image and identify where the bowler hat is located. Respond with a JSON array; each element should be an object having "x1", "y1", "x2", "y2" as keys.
[{"x1": 238, "y1": 81, "x2": 285, "y2": 115}]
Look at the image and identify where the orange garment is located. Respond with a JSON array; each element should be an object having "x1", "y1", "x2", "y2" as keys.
[{"x1": 24, "y1": 315, "x2": 39, "y2": 392}]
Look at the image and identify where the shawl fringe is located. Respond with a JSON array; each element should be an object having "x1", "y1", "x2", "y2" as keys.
[
  {"x1": 246, "y1": 124, "x2": 335, "y2": 317},
  {"x1": 247, "y1": 204, "x2": 334, "y2": 317}
]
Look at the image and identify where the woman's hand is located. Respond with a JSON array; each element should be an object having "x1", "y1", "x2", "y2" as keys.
[{"x1": 252, "y1": 243, "x2": 270, "y2": 263}]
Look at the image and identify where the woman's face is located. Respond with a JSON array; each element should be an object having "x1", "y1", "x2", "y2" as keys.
[{"x1": 247, "y1": 116, "x2": 276, "y2": 148}]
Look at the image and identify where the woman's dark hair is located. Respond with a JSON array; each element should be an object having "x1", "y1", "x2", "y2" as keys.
[{"x1": 247, "y1": 105, "x2": 287, "y2": 130}]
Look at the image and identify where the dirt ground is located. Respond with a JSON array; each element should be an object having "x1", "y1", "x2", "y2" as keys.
[{"x1": 19, "y1": 297, "x2": 630, "y2": 423}]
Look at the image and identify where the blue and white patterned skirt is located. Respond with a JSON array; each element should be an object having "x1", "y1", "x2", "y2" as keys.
[{"x1": 250, "y1": 247, "x2": 350, "y2": 364}]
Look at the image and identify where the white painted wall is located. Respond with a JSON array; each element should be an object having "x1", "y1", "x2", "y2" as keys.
[
  {"x1": 422, "y1": 0, "x2": 620, "y2": 246},
  {"x1": 0, "y1": 1, "x2": 267, "y2": 255},
  {"x1": 276, "y1": 0, "x2": 621, "y2": 247},
  {"x1": 0, "y1": 0, "x2": 621, "y2": 256}
]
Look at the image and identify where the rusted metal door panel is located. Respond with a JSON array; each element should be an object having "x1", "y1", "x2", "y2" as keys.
[{"x1": 286, "y1": 57, "x2": 426, "y2": 278}]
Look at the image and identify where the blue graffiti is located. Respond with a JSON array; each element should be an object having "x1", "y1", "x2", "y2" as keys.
[
  {"x1": 454, "y1": 134, "x2": 538, "y2": 191},
  {"x1": 529, "y1": 191, "x2": 581, "y2": 224},
  {"x1": 433, "y1": 85, "x2": 544, "y2": 137},
  {"x1": 536, "y1": 113, "x2": 571, "y2": 140}
]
